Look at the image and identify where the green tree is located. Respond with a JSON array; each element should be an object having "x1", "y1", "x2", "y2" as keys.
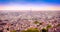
[
  {"x1": 22, "y1": 30, "x2": 26, "y2": 32},
  {"x1": 45, "y1": 24, "x2": 52, "y2": 32},
  {"x1": 11, "y1": 30, "x2": 16, "y2": 32},
  {"x1": 22, "y1": 28, "x2": 40, "y2": 32},
  {"x1": 34, "y1": 21, "x2": 39, "y2": 24},
  {"x1": 41, "y1": 28, "x2": 48, "y2": 32},
  {"x1": 46, "y1": 24, "x2": 52, "y2": 29}
]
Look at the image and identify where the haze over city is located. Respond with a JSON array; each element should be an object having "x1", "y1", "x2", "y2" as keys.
[{"x1": 0, "y1": 0, "x2": 60, "y2": 11}]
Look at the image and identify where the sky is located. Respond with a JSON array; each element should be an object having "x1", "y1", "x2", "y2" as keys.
[{"x1": 0, "y1": 0, "x2": 60, "y2": 11}]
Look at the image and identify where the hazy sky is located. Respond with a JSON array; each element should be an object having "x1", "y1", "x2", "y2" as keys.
[{"x1": 0, "y1": 0, "x2": 60, "y2": 10}]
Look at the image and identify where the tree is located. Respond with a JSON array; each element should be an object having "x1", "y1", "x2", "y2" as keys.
[
  {"x1": 46, "y1": 24, "x2": 52, "y2": 29},
  {"x1": 21, "y1": 30, "x2": 26, "y2": 32},
  {"x1": 11, "y1": 30, "x2": 16, "y2": 32},
  {"x1": 22, "y1": 28, "x2": 40, "y2": 32},
  {"x1": 45, "y1": 24, "x2": 52, "y2": 32},
  {"x1": 34, "y1": 21, "x2": 39, "y2": 24},
  {"x1": 41, "y1": 28, "x2": 48, "y2": 32}
]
